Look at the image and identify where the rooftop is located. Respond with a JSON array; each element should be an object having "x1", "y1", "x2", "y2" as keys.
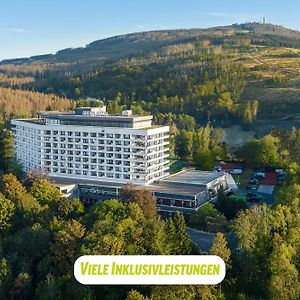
[
  {"x1": 38, "y1": 106, "x2": 152, "y2": 122},
  {"x1": 146, "y1": 181, "x2": 206, "y2": 197},
  {"x1": 50, "y1": 170, "x2": 225, "y2": 198},
  {"x1": 163, "y1": 170, "x2": 226, "y2": 186},
  {"x1": 13, "y1": 107, "x2": 155, "y2": 129}
]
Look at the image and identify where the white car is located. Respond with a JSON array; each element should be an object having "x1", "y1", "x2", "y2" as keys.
[
  {"x1": 231, "y1": 168, "x2": 243, "y2": 175},
  {"x1": 254, "y1": 172, "x2": 266, "y2": 178}
]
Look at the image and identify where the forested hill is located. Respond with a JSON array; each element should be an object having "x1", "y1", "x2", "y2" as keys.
[
  {"x1": 1, "y1": 22, "x2": 300, "y2": 129},
  {"x1": 2, "y1": 22, "x2": 300, "y2": 70}
]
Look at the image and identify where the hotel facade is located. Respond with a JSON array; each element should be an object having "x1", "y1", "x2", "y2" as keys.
[{"x1": 11, "y1": 107, "x2": 170, "y2": 185}]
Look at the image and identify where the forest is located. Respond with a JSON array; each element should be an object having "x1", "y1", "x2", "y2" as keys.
[{"x1": 0, "y1": 123, "x2": 300, "y2": 299}]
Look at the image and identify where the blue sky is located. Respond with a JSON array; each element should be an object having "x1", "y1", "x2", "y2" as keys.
[{"x1": 1, "y1": 0, "x2": 299, "y2": 60}]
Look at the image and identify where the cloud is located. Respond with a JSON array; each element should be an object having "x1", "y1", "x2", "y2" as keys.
[{"x1": 7, "y1": 28, "x2": 30, "y2": 33}]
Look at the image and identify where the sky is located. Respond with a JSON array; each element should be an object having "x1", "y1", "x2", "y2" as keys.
[{"x1": 1, "y1": 0, "x2": 300, "y2": 60}]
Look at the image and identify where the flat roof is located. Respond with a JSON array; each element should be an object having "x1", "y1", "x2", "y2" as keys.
[
  {"x1": 12, "y1": 118, "x2": 162, "y2": 130},
  {"x1": 50, "y1": 172, "x2": 212, "y2": 198},
  {"x1": 164, "y1": 170, "x2": 226, "y2": 186},
  {"x1": 39, "y1": 112, "x2": 153, "y2": 123},
  {"x1": 146, "y1": 181, "x2": 205, "y2": 197}
]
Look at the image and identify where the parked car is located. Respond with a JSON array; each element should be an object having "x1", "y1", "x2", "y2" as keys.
[
  {"x1": 231, "y1": 168, "x2": 243, "y2": 175},
  {"x1": 249, "y1": 178, "x2": 259, "y2": 185},
  {"x1": 253, "y1": 172, "x2": 265, "y2": 178},
  {"x1": 212, "y1": 166, "x2": 222, "y2": 172},
  {"x1": 251, "y1": 185, "x2": 258, "y2": 190}
]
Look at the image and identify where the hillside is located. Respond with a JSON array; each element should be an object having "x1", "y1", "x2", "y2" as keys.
[
  {"x1": 2, "y1": 22, "x2": 300, "y2": 75},
  {"x1": 0, "y1": 22, "x2": 300, "y2": 130},
  {"x1": 0, "y1": 87, "x2": 74, "y2": 123}
]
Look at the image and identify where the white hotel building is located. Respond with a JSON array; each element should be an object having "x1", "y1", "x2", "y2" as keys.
[{"x1": 11, "y1": 107, "x2": 170, "y2": 185}]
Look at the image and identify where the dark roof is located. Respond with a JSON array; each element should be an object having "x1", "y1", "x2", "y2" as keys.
[
  {"x1": 50, "y1": 176, "x2": 206, "y2": 198},
  {"x1": 39, "y1": 112, "x2": 152, "y2": 123},
  {"x1": 146, "y1": 181, "x2": 206, "y2": 197}
]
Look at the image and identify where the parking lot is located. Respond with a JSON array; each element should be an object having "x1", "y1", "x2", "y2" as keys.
[{"x1": 216, "y1": 163, "x2": 283, "y2": 206}]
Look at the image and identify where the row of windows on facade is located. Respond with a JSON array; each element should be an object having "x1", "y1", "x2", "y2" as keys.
[
  {"x1": 42, "y1": 149, "x2": 165, "y2": 159},
  {"x1": 17, "y1": 147, "x2": 169, "y2": 161},
  {"x1": 42, "y1": 158, "x2": 167, "y2": 168},
  {"x1": 156, "y1": 198, "x2": 197, "y2": 208},
  {"x1": 44, "y1": 120, "x2": 136, "y2": 128},
  {"x1": 48, "y1": 168, "x2": 164, "y2": 179},
  {"x1": 50, "y1": 168, "x2": 163, "y2": 178},
  {"x1": 46, "y1": 163, "x2": 136, "y2": 172},
  {"x1": 17, "y1": 144, "x2": 166, "y2": 156},
  {"x1": 41, "y1": 140, "x2": 165, "y2": 147},
  {"x1": 16, "y1": 125, "x2": 166, "y2": 137},
  {"x1": 43, "y1": 156, "x2": 146, "y2": 164},
  {"x1": 50, "y1": 168, "x2": 133, "y2": 179},
  {"x1": 42, "y1": 144, "x2": 165, "y2": 152},
  {"x1": 42, "y1": 130, "x2": 166, "y2": 139}
]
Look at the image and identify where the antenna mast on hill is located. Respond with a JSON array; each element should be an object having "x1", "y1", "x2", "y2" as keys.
[{"x1": 262, "y1": 17, "x2": 266, "y2": 24}]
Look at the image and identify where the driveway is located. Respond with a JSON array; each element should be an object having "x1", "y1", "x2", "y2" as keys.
[
  {"x1": 187, "y1": 227, "x2": 215, "y2": 253},
  {"x1": 188, "y1": 227, "x2": 238, "y2": 253}
]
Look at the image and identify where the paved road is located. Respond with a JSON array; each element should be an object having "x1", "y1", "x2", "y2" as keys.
[
  {"x1": 188, "y1": 227, "x2": 238, "y2": 253},
  {"x1": 187, "y1": 227, "x2": 215, "y2": 253}
]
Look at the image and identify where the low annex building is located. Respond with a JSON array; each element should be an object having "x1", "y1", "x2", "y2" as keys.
[{"x1": 51, "y1": 169, "x2": 232, "y2": 215}]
